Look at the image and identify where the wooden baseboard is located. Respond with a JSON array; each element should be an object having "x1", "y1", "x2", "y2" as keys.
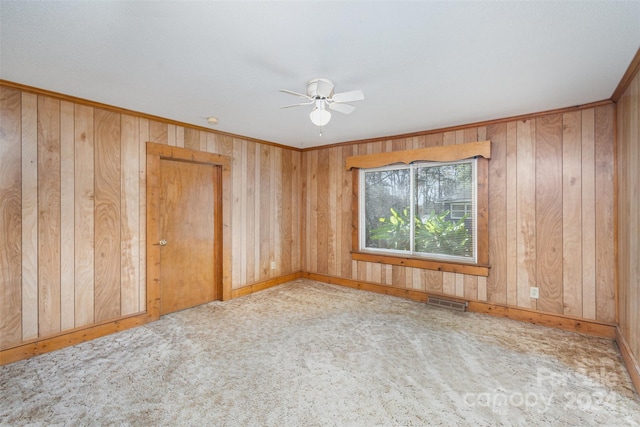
[
  {"x1": 616, "y1": 327, "x2": 640, "y2": 393},
  {"x1": 0, "y1": 313, "x2": 153, "y2": 366},
  {"x1": 230, "y1": 271, "x2": 304, "y2": 298},
  {"x1": 304, "y1": 272, "x2": 617, "y2": 339}
]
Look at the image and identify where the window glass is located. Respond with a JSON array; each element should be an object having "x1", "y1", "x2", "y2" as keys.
[{"x1": 361, "y1": 159, "x2": 476, "y2": 262}]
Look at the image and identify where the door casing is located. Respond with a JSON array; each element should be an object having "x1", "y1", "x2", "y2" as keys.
[{"x1": 146, "y1": 142, "x2": 232, "y2": 321}]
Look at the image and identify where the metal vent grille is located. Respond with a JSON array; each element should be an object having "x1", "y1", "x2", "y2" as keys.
[{"x1": 426, "y1": 296, "x2": 468, "y2": 312}]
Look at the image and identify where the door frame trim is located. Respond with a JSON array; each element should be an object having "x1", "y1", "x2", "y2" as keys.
[{"x1": 146, "y1": 142, "x2": 232, "y2": 321}]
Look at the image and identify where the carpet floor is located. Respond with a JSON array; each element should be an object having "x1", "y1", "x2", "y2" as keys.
[{"x1": 1, "y1": 279, "x2": 639, "y2": 426}]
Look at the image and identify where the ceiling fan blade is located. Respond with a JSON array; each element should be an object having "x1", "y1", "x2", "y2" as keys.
[
  {"x1": 316, "y1": 79, "x2": 334, "y2": 98},
  {"x1": 332, "y1": 89, "x2": 364, "y2": 103},
  {"x1": 329, "y1": 102, "x2": 356, "y2": 115},
  {"x1": 279, "y1": 89, "x2": 311, "y2": 100},
  {"x1": 281, "y1": 101, "x2": 314, "y2": 109}
]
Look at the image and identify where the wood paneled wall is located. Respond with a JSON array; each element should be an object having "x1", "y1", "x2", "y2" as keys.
[
  {"x1": 0, "y1": 85, "x2": 301, "y2": 350},
  {"x1": 617, "y1": 68, "x2": 640, "y2": 371},
  {"x1": 302, "y1": 105, "x2": 616, "y2": 323}
]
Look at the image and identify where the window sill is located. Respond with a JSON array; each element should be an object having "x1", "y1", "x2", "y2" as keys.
[{"x1": 351, "y1": 251, "x2": 490, "y2": 277}]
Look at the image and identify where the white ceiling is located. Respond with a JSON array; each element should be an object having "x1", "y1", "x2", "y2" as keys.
[{"x1": 1, "y1": 1, "x2": 639, "y2": 148}]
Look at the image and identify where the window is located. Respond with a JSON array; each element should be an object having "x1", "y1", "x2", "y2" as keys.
[
  {"x1": 346, "y1": 140, "x2": 490, "y2": 276},
  {"x1": 360, "y1": 159, "x2": 477, "y2": 263}
]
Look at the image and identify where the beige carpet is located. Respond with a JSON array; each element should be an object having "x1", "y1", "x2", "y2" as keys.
[{"x1": 1, "y1": 279, "x2": 639, "y2": 426}]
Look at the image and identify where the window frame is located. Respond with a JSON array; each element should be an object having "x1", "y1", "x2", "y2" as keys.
[
  {"x1": 359, "y1": 159, "x2": 478, "y2": 263},
  {"x1": 347, "y1": 141, "x2": 490, "y2": 277}
]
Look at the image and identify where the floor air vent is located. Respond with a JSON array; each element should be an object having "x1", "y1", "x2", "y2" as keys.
[{"x1": 426, "y1": 297, "x2": 468, "y2": 312}]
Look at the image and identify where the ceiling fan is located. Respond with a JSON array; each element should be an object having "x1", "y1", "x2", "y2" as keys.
[{"x1": 280, "y1": 78, "x2": 364, "y2": 127}]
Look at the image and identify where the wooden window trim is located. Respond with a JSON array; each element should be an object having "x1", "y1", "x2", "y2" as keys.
[{"x1": 348, "y1": 141, "x2": 490, "y2": 277}]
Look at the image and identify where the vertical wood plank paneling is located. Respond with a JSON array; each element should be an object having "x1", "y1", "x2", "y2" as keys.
[
  {"x1": 254, "y1": 145, "x2": 262, "y2": 281},
  {"x1": 120, "y1": 115, "x2": 140, "y2": 315},
  {"x1": 535, "y1": 114, "x2": 563, "y2": 314},
  {"x1": 149, "y1": 120, "x2": 168, "y2": 145},
  {"x1": 246, "y1": 142, "x2": 256, "y2": 284},
  {"x1": 184, "y1": 127, "x2": 199, "y2": 151},
  {"x1": 562, "y1": 111, "x2": 583, "y2": 317},
  {"x1": 334, "y1": 147, "x2": 342, "y2": 277},
  {"x1": 273, "y1": 147, "x2": 282, "y2": 276},
  {"x1": 21, "y1": 92, "x2": 38, "y2": 341},
  {"x1": 328, "y1": 147, "x2": 338, "y2": 276},
  {"x1": 0, "y1": 86, "x2": 23, "y2": 347},
  {"x1": 505, "y1": 122, "x2": 518, "y2": 306},
  {"x1": 74, "y1": 104, "x2": 95, "y2": 327},
  {"x1": 138, "y1": 118, "x2": 148, "y2": 311},
  {"x1": 60, "y1": 101, "x2": 75, "y2": 330},
  {"x1": 239, "y1": 140, "x2": 248, "y2": 285},
  {"x1": 292, "y1": 150, "x2": 302, "y2": 272},
  {"x1": 175, "y1": 126, "x2": 184, "y2": 148},
  {"x1": 594, "y1": 105, "x2": 615, "y2": 323},
  {"x1": 309, "y1": 149, "x2": 318, "y2": 273},
  {"x1": 281, "y1": 148, "x2": 292, "y2": 275},
  {"x1": 618, "y1": 72, "x2": 640, "y2": 360},
  {"x1": 581, "y1": 108, "x2": 596, "y2": 319},
  {"x1": 487, "y1": 123, "x2": 507, "y2": 304},
  {"x1": 259, "y1": 144, "x2": 271, "y2": 280},
  {"x1": 167, "y1": 124, "x2": 176, "y2": 146},
  {"x1": 207, "y1": 133, "x2": 217, "y2": 153},
  {"x1": 37, "y1": 95, "x2": 61, "y2": 337},
  {"x1": 516, "y1": 119, "x2": 537, "y2": 309},
  {"x1": 316, "y1": 148, "x2": 329, "y2": 274},
  {"x1": 341, "y1": 146, "x2": 353, "y2": 278},
  {"x1": 231, "y1": 140, "x2": 242, "y2": 287},
  {"x1": 94, "y1": 109, "x2": 121, "y2": 322}
]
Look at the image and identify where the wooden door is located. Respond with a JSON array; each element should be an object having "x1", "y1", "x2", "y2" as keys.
[{"x1": 159, "y1": 159, "x2": 216, "y2": 315}]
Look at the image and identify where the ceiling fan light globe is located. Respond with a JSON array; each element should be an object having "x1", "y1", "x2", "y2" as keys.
[{"x1": 310, "y1": 107, "x2": 331, "y2": 127}]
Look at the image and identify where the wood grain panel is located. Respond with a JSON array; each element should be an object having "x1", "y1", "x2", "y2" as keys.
[
  {"x1": 94, "y1": 109, "x2": 121, "y2": 322},
  {"x1": 594, "y1": 105, "x2": 615, "y2": 323},
  {"x1": 292, "y1": 150, "x2": 302, "y2": 272},
  {"x1": 341, "y1": 146, "x2": 353, "y2": 278},
  {"x1": 535, "y1": 114, "x2": 563, "y2": 314},
  {"x1": 259, "y1": 144, "x2": 271, "y2": 280},
  {"x1": 246, "y1": 141, "x2": 256, "y2": 284},
  {"x1": 37, "y1": 95, "x2": 61, "y2": 337},
  {"x1": 231, "y1": 140, "x2": 243, "y2": 287},
  {"x1": 21, "y1": 92, "x2": 38, "y2": 341},
  {"x1": 0, "y1": 86, "x2": 23, "y2": 347},
  {"x1": 317, "y1": 148, "x2": 329, "y2": 274},
  {"x1": 327, "y1": 147, "x2": 338, "y2": 275},
  {"x1": 516, "y1": 120, "x2": 536, "y2": 309},
  {"x1": 138, "y1": 118, "x2": 148, "y2": 312},
  {"x1": 505, "y1": 122, "x2": 518, "y2": 306},
  {"x1": 281, "y1": 148, "x2": 292, "y2": 274},
  {"x1": 581, "y1": 108, "x2": 596, "y2": 319},
  {"x1": 254, "y1": 142, "x2": 262, "y2": 281},
  {"x1": 120, "y1": 115, "x2": 140, "y2": 315},
  {"x1": 149, "y1": 120, "x2": 168, "y2": 145},
  {"x1": 60, "y1": 101, "x2": 75, "y2": 330},
  {"x1": 273, "y1": 146, "x2": 282, "y2": 276},
  {"x1": 487, "y1": 123, "x2": 507, "y2": 304},
  {"x1": 184, "y1": 127, "x2": 199, "y2": 151},
  {"x1": 309, "y1": 149, "x2": 318, "y2": 273},
  {"x1": 562, "y1": 111, "x2": 583, "y2": 316},
  {"x1": 616, "y1": 70, "x2": 640, "y2": 366},
  {"x1": 74, "y1": 104, "x2": 95, "y2": 327}
]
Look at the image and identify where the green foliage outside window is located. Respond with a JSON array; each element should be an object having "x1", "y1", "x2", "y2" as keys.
[{"x1": 369, "y1": 207, "x2": 471, "y2": 257}]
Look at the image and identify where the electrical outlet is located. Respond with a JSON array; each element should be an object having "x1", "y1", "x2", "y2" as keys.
[
  {"x1": 530, "y1": 287, "x2": 539, "y2": 299},
  {"x1": 270, "y1": 261, "x2": 276, "y2": 270}
]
